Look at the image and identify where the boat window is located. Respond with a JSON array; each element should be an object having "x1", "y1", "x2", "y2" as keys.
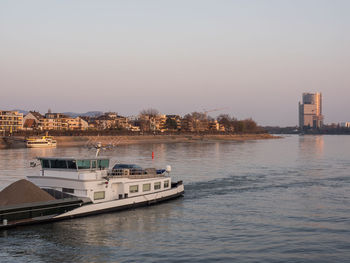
[
  {"x1": 77, "y1": 160, "x2": 91, "y2": 169},
  {"x1": 91, "y1": 160, "x2": 97, "y2": 169},
  {"x1": 50, "y1": 159, "x2": 67, "y2": 169},
  {"x1": 67, "y1": 160, "x2": 77, "y2": 169},
  {"x1": 62, "y1": 188, "x2": 74, "y2": 194},
  {"x1": 143, "y1": 183, "x2": 151, "y2": 192},
  {"x1": 129, "y1": 185, "x2": 138, "y2": 193},
  {"x1": 112, "y1": 163, "x2": 141, "y2": 170},
  {"x1": 41, "y1": 159, "x2": 50, "y2": 169},
  {"x1": 154, "y1": 182, "x2": 161, "y2": 190},
  {"x1": 94, "y1": 191, "x2": 105, "y2": 200},
  {"x1": 98, "y1": 159, "x2": 109, "y2": 169},
  {"x1": 164, "y1": 180, "x2": 169, "y2": 188}
]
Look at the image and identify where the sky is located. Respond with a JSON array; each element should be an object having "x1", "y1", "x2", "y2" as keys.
[{"x1": 1, "y1": 0, "x2": 349, "y2": 126}]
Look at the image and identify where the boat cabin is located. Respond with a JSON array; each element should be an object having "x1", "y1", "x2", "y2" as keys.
[
  {"x1": 39, "y1": 157, "x2": 110, "y2": 171},
  {"x1": 29, "y1": 157, "x2": 172, "y2": 204}
]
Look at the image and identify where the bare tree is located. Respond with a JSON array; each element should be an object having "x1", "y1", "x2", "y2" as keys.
[
  {"x1": 217, "y1": 114, "x2": 232, "y2": 131},
  {"x1": 190, "y1": 112, "x2": 207, "y2": 120},
  {"x1": 139, "y1": 108, "x2": 159, "y2": 132},
  {"x1": 244, "y1": 118, "x2": 258, "y2": 132},
  {"x1": 140, "y1": 108, "x2": 159, "y2": 118},
  {"x1": 183, "y1": 114, "x2": 193, "y2": 120}
]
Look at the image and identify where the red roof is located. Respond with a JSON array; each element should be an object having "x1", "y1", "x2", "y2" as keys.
[{"x1": 23, "y1": 119, "x2": 36, "y2": 128}]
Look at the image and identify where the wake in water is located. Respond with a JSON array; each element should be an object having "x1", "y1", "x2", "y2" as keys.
[
  {"x1": 183, "y1": 170, "x2": 334, "y2": 201},
  {"x1": 184, "y1": 173, "x2": 266, "y2": 200}
]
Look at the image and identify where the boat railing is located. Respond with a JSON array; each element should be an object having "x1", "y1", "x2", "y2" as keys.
[{"x1": 107, "y1": 168, "x2": 165, "y2": 179}]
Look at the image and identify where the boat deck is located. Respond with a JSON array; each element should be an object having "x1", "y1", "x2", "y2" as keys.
[{"x1": 0, "y1": 197, "x2": 88, "y2": 229}]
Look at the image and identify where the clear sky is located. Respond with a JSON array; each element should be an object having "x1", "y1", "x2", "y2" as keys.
[{"x1": 1, "y1": 0, "x2": 349, "y2": 126}]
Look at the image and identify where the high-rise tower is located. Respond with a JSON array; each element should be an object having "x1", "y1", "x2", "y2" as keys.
[{"x1": 299, "y1": 92, "x2": 323, "y2": 129}]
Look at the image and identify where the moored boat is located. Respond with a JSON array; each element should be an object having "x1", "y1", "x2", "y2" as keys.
[{"x1": 26, "y1": 136, "x2": 57, "y2": 148}]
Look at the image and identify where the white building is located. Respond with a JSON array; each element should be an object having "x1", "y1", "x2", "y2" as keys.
[{"x1": 340, "y1": 122, "x2": 350, "y2": 128}]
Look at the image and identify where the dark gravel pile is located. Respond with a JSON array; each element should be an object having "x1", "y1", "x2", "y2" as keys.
[{"x1": 0, "y1": 179, "x2": 55, "y2": 206}]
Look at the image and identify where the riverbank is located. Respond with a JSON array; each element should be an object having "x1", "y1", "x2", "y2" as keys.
[
  {"x1": 0, "y1": 134, "x2": 279, "y2": 149},
  {"x1": 56, "y1": 134, "x2": 280, "y2": 147}
]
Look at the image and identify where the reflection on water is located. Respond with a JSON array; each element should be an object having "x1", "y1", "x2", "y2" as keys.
[
  {"x1": 1, "y1": 136, "x2": 350, "y2": 262},
  {"x1": 299, "y1": 135, "x2": 324, "y2": 158}
]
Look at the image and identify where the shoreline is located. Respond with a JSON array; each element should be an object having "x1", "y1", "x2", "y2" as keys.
[
  {"x1": 0, "y1": 134, "x2": 280, "y2": 149},
  {"x1": 56, "y1": 134, "x2": 281, "y2": 147}
]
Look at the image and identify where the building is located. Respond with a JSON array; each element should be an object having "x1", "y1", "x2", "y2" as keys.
[
  {"x1": 0, "y1": 110, "x2": 23, "y2": 133},
  {"x1": 195, "y1": 119, "x2": 209, "y2": 132},
  {"x1": 39, "y1": 113, "x2": 68, "y2": 130},
  {"x1": 166, "y1": 115, "x2": 182, "y2": 131},
  {"x1": 129, "y1": 125, "x2": 140, "y2": 132},
  {"x1": 299, "y1": 92, "x2": 323, "y2": 129},
  {"x1": 115, "y1": 116, "x2": 132, "y2": 130},
  {"x1": 80, "y1": 116, "x2": 97, "y2": 130},
  {"x1": 23, "y1": 111, "x2": 43, "y2": 130},
  {"x1": 38, "y1": 112, "x2": 91, "y2": 131},
  {"x1": 153, "y1": 115, "x2": 167, "y2": 132},
  {"x1": 219, "y1": 124, "x2": 226, "y2": 132},
  {"x1": 208, "y1": 120, "x2": 220, "y2": 131},
  {"x1": 340, "y1": 122, "x2": 350, "y2": 128},
  {"x1": 61, "y1": 117, "x2": 89, "y2": 130},
  {"x1": 138, "y1": 114, "x2": 167, "y2": 132},
  {"x1": 180, "y1": 117, "x2": 194, "y2": 132},
  {"x1": 95, "y1": 112, "x2": 131, "y2": 130}
]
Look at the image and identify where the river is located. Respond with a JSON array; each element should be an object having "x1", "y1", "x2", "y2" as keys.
[{"x1": 1, "y1": 135, "x2": 350, "y2": 262}]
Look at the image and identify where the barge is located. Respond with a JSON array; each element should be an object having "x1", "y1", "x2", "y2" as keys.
[{"x1": 0, "y1": 155, "x2": 184, "y2": 229}]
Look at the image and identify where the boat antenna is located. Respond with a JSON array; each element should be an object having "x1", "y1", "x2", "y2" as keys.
[
  {"x1": 86, "y1": 139, "x2": 120, "y2": 157},
  {"x1": 95, "y1": 142, "x2": 102, "y2": 157}
]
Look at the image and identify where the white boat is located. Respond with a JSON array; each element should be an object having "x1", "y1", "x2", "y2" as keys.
[
  {"x1": 26, "y1": 136, "x2": 57, "y2": 148},
  {"x1": 0, "y1": 150, "x2": 184, "y2": 228}
]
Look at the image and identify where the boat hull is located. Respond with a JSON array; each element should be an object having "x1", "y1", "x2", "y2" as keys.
[
  {"x1": 26, "y1": 143, "x2": 57, "y2": 148},
  {"x1": 26, "y1": 136, "x2": 57, "y2": 148},
  {"x1": 0, "y1": 184, "x2": 184, "y2": 230},
  {"x1": 56, "y1": 183, "x2": 184, "y2": 219}
]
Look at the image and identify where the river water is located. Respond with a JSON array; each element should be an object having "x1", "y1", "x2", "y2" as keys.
[{"x1": 1, "y1": 135, "x2": 350, "y2": 263}]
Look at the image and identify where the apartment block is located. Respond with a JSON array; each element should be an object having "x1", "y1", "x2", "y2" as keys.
[
  {"x1": 95, "y1": 112, "x2": 131, "y2": 130},
  {"x1": 180, "y1": 117, "x2": 194, "y2": 132},
  {"x1": 39, "y1": 113, "x2": 67, "y2": 130},
  {"x1": 166, "y1": 115, "x2": 182, "y2": 130},
  {"x1": 61, "y1": 117, "x2": 89, "y2": 130},
  {"x1": 208, "y1": 120, "x2": 220, "y2": 131},
  {"x1": 0, "y1": 110, "x2": 23, "y2": 133}
]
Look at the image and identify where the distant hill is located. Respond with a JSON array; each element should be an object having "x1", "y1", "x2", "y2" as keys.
[
  {"x1": 12, "y1": 109, "x2": 29, "y2": 115},
  {"x1": 63, "y1": 111, "x2": 104, "y2": 118},
  {"x1": 10, "y1": 110, "x2": 103, "y2": 118}
]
